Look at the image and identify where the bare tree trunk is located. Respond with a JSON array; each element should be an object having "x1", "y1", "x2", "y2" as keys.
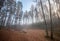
[
  {"x1": 4, "y1": 15, "x2": 7, "y2": 26},
  {"x1": 57, "y1": 13, "x2": 60, "y2": 23},
  {"x1": 35, "y1": 8, "x2": 38, "y2": 22},
  {"x1": 31, "y1": 7, "x2": 34, "y2": 23},
  {"x1": 48, "y1": 0, "x2": 53, "y2": 39},
  {"x1": 23, "y1": 17, "x2": 24, "y2": 24},
  {"x1": 40, "y1": 0, "x2": 48, "y2": 37}
]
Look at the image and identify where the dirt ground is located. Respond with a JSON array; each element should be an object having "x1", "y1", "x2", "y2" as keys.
[{"x1": 0, "y1": 28, "x2": 59, "y2": 41}]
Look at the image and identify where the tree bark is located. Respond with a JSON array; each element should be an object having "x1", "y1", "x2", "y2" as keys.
[
  {"x1": 40, "y1": 0, "x2": 48, "y2": 37},
  {"x1": 48, "y1": 0, "x2": 53, "y2": 39}
]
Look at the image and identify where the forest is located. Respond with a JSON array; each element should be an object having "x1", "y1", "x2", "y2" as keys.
[{"x1": 0, "y1": 0, "x2": 60, "y2": 41}]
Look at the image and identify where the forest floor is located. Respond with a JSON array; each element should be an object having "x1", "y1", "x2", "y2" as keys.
[{"x1": 0, "y1": 27, "x2": 60, "y2": 41}]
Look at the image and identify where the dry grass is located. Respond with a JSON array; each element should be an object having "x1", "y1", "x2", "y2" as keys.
[
  {"x1": 0, "y1": 28, "x2": 48, "y2": 41},
  {"x1": 0, "y1": 28, "x2": 60, "y2": 41}
]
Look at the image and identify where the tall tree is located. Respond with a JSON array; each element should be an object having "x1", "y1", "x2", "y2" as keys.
[
  {"x1": 40, "y1": 0, "x2": 48, "y2": 37},
  {"x1": 33, "y1": 0, "x2": 48, "y2": 37},
  {"x1": 15, "y1": 1, "x2": 23, "y2": 25},
  {"x1": 30, "y1": 5, "x2": 35, "y2": 23},
  {"x1": 0, "y1": 0, "x2": 7, "y2": 26},
  {"x1": 48, "y1": 0, "x2": 53, "y2": 39},
  {"x1": 6, "y1": 0, "x2": 16, "y2": 26},
  {"x1": 23, "y1": 10, "x2": 29, "y2": 24},
  {"x1": 35, "y1": 8, "x2": 39, "y2": 22}
]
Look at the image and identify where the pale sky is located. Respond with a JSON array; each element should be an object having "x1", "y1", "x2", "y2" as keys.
[{"x1": 16, "y1": 0, "x2": 36, "y2": 12}]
